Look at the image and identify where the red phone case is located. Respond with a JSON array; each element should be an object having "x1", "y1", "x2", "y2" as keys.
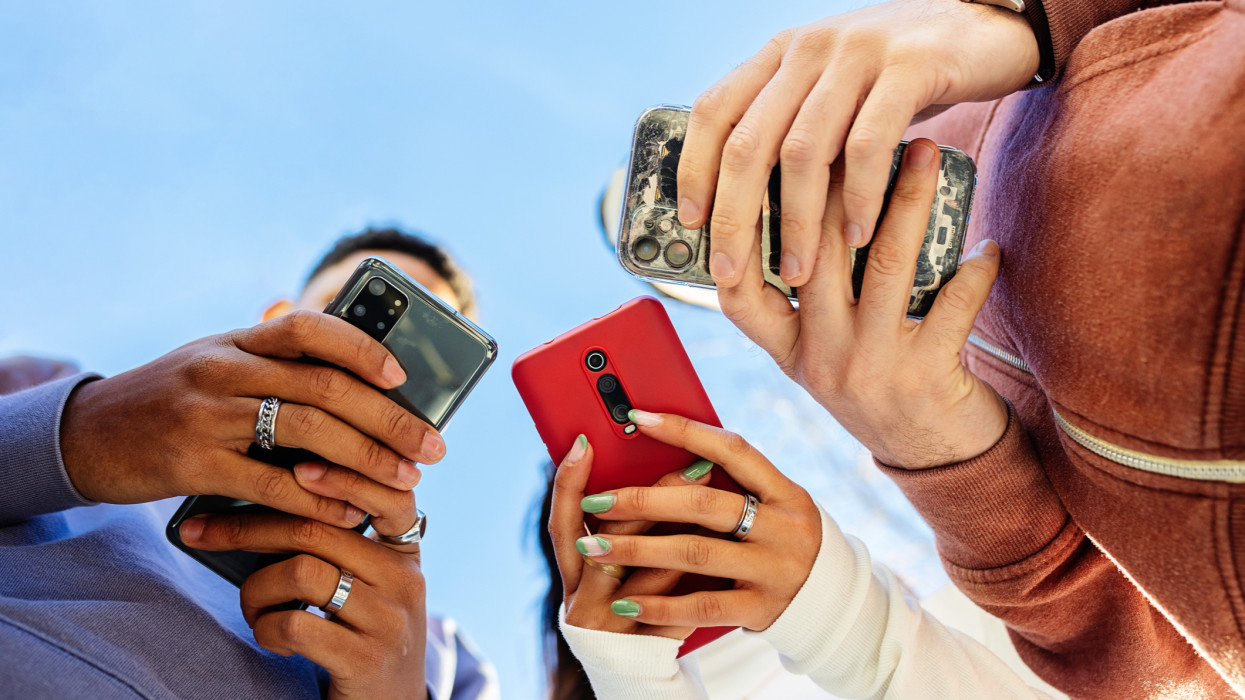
[{"x1": 512, "y1": 296, "x2": 743, "y2": 656}]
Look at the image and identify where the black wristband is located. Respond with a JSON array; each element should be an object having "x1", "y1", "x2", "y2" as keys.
[{"x1": 1023, "y1": 0, "x2": 1057, "y2": 82}]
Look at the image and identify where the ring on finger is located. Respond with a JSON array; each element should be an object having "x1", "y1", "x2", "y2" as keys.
[
  {"x1": 322, "y1": 568, "x2": 354, "y2": 615},
  {"x1": 582, "y1": 556, "x2": 629, "y2": 580},
  {"x1": 731, "y1": 493, "x2": 759, "y2": 541},
  {"x1": 255, "y1": 396, "x2": 281, "y2": 450},
  {"x1": 379, "y1": 509, "x2": 427, "y2": 546}
]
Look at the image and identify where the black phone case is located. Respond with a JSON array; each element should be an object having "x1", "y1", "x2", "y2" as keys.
[{"x1": 166, "y1": 257, "x2": 497, "y2": 595}]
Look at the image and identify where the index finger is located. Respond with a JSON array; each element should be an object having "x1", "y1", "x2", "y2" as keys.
[
  {"x1": 230, "y1": 310, "x2": 407, "y2": 391},
  {"x1": 678, "y1": 32, "x2": 789, "y2": 230},
  {"x1": 624, "y1": 410, "x2": 791, "y2": 502},
  {"x1": 180, "y1": 511, "x2": 395, "y2": 581},
  {"x1": 549, "y1": 434, "x2": 593, "y2": 595}
]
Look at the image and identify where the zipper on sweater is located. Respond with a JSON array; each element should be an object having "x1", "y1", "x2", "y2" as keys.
[{"x1": 966, "y1": 333, "x2": 1245, "y2": 483}]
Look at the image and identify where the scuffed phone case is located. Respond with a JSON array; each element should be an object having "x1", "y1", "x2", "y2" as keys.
[
  {"x1": 167, "y1": 257, "x2": 497, "y2": 590},
  {"x1": 618, "y1": 104, "x2": 976, "y2": 317},
  {"x1": 512, "y1": 295, "x2": 743, "y2": 657}
]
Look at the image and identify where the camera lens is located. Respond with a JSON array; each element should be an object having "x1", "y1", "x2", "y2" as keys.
[
  {"x1": 597, "y1": 374, "x2": 618, "y2": 393},
  {"x1": 664, "y1": 240, "x2": 693, "y2": 268},
  {"x1": 352, "y1": 304, "x2": 367, "y2": 317},
  {"x1": 611, "y1": 404, "x2": 631, "y2": 423},
  {"x1": 585, "y1": 350, "x2": 607, "y2": 371},
  {"x1": 368, "y1": 278, "x2": 387, "y2": 296},
  {"x1": 633, "y1": 237, "x2": 660, "y2": 263}
]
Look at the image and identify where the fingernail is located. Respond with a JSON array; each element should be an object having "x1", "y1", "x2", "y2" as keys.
[
  {"x1": 779, "y1": 252, "x2": 800, "y2": 282},
  {"x1": 565, "y1": 434, "x2": 588, "y2": 466},
  {"x1": 576, "y1": 535, "x2": 611, "y2": 557},
  {"x1": 969, "y1": 239, "x2": 1000, "y2": 260},
  {"x1": 627, "y1": 409, "x2": 662, "y2": 427},
  {"x1": 710, "y1": 252, "x2": 734, "y2": 283},
  {"x1": 180, "y1": 516, "x2": 205, "y2": 543},
  {"x1": 382, "y1": 356, "x2": 407, "y2": 388},
  {"x1": 580, "y1": 494, "x2": 616, "y2": 513},
  {"x1": 845, "y1": 222, "x2": 864, "y2": 248},
  {"x1": 907, "y1": 142, "x2": 935, "y2": 170},
  {"x1": 398, "y1": 459, "x2": 420, "y2": 487},
  {"x1": 294, "y1": 463, "x2": 327, "y2": 482},
  {"x1": 681, "y1": 459, "x2": 714, "y2": 482},
  {"x1": 345, "y1": 505, "x2": 367, "y2": 525},
  {"x1": 679, "y1": 198, "x2": 701, "y2": 227},
  {"x1": 421, "y1": 432, "x2": 445, "y2": 462},
  {"x1": 611, "y1": 599, "x2": 641, "y2": 617}
]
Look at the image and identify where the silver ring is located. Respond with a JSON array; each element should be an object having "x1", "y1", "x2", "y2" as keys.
[
  {"x1": 379, "y1": 509, "x2": 427, "y2": 546},
  {"x1": 255, "y1": 397, "x2": 281, "y2": 450},
  {"x1": 731, "y1": 493, "x2": 759, "y2": 541},
  {"x1": 322, "y1": 568, "x2": 353, "y2": 614}
]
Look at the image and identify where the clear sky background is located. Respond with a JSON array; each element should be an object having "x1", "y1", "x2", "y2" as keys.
[{"x1": 0, "y1": 2, "x2": 942, "y2": 698}]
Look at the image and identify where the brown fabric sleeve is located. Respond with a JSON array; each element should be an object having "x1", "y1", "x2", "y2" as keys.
[{"x1": 876, "y1": 402, "x2": 1069, "y2": 571}]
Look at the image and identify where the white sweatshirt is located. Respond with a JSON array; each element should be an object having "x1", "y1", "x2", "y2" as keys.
[{"x1": 560, "y1": 506, "x2": 1054, "y2": 699}]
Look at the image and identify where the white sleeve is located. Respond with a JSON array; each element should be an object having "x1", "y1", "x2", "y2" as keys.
[
  {"x1": 558, "y1": 604, "x2": 710, "y2": 700},
  {"x1": 752, "y1": 505, "x2": 1055, "y2": 700}
]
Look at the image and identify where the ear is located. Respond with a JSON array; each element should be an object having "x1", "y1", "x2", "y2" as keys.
[{"x1": 262, "y1": 299, "x2": 295, "y2": 322}]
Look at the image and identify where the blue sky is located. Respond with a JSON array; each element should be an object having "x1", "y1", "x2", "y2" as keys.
[{"x1": 0, "y1": 2, "x2": 941, "y2": 697}]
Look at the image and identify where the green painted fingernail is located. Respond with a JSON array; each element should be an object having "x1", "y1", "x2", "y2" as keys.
[
  {"x1": 611, "y1": 599, "x2": 641, "y2": 617},
  {"x1": 576, "y1": 535, "x2": 610, "y2": 556},
  {"x1": 681, "y1": 459, "x2": 714, "y2": 482},
  {"x1": 580, "y1": 494, "x2": 616, "y2": 513}
]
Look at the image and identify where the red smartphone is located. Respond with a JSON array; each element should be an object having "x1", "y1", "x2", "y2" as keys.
[{"x1": 512, "y1": 295, "x2": 743, "y2": 656}]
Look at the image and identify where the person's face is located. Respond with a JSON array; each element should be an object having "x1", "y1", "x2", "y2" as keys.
[{"x1": 264, "y1": 249, "x2": 461, "y2": 320}]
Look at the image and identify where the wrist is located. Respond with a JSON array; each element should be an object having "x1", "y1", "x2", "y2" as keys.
[{"x1": 59, "y1": 376, "x2": 111, "y2": 503}]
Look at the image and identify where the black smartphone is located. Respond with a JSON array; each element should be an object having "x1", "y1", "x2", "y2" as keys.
[
  {"x1": 616, "y1": 104, "x2": 977, "y2": 318},
  {"x1": 166, "y1": 257, "x2": 498, "y2": 589}
]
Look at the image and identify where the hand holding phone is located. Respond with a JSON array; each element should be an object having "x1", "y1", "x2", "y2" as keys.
[
  {"x1": 617, "y1": 105, "x2": 976, "y2": 318},
  {"x1": 513, "y1": 296, "x2": 744, "y2": 655},
  {"x1": 167, "y1": 257, "x2": 497, "y2": 587}
]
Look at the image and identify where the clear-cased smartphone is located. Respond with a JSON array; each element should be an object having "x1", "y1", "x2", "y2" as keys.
[
  {"x1": 618, "y1": 104, "x2": 977, "y2": 318},
  {"x1": 512, "y1": 295, "x2": 744, "y2": 657},
  {"x1": 166, "y1": 257, "x2": 498, "y2": 589}
]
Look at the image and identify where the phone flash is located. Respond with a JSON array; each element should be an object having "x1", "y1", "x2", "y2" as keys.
[{"x1": 624, "y1": 424, "x2": 637, "y2": 435}]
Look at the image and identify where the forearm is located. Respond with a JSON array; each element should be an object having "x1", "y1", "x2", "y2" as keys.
[
  {"x1": 0, "y1": 373, "x2": 100, "y2": 524},
  {"x1": 753, "y1": 505, "x2": 1052, "y2": 698},
  {"x1": 558, "y1": 606, "x2": 709, "y2": 700}
]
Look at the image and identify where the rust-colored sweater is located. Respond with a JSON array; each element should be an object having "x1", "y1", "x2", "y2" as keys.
[{"x1": 886, "y1": 1, "x2": 1245, "y2": 697}]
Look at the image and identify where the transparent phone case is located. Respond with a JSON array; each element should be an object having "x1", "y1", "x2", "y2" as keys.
[{"x1": 617, "y1": 105, "x2": 977, "y2": 317}]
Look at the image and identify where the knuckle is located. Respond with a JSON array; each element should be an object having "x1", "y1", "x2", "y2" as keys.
[
  {"x1": 289, "y1": 554, "x2": 324, "y2": 596},
  {"x1": 779, "y1": 131, "x2": 819, "y2": 169},
  {"x1": 721, "y1": 430, "x2": 753, "y2": 458},
  {"x1": 278, "y1": 610, "x2": 313, "y2": 645},
  {"x1": 622, "y1": 487, "x2": 649, "y2": 515},
  {"x1": 691, "y1": 83, "x2": 729, "y2": 124},
  {"x1": 308, "y1": 366, "x2": 352, "y2": 404},
  {"x1": 762, "y1": 30, "x2": 795, "y2": 60},
  {"x1": 937, "y1": 282, "x2": 978, "y2": 315},
  {"x1": 778, "y1": 212, "x2": 811, "y2": 241},
  {"x1": 722, "y1": 123, "x2": 765, "y2": 168},
  {"x1": 865, "y1": 240, "x2": 908, "y2": 278},
  {"x1": 381, "y1": 404, "x2": 419, "y2": 443},
  {"x1": 290, "y1": 518, "x2": 328, "y2": 550},
  {"x1": 843, "y1": 126, "x2": 882, "y2": 164},
  {"x1": 693, "y1": 592, "x2": 725, "y2": 624},
  {"x1": 358, "y1": 437, "x2": 388, "y2": 474},
  {"x1": 255, "y1": 468, "x2": 297, "y2": 506},
  {"x1": 786, "y1": 29, "x2": 831, "y2": 61},
  {"x1": 682, "y1": 538, "x2": 713, "y2": 568},
  {"x1": 284, "y1": 310, "x2": 323, "y2": 344},
  {"x1": 288, "y1": 404, "x2": 330, "y2": 442},
  {"x1": 686, "y1": 487, "x2": 718, "y2": 517},
  {"x1": 183, "y1": 351, "x2": 232, "y2": 386},
  {"x1": 394, "y1": 566, "x2": 426, "y2": 605}
]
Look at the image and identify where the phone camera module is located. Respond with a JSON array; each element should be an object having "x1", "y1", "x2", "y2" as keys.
[
  {"x1": 585, "y1": 351, "x2": 607, "y2": 372},
  {"x1": 664, "y1": 240, "x2": 693, "y2": 268},
  {"x1": 368, "y1": 278, "x2": 387, "y2": 296},
  {"x1": 352, "y1": 304, "x2": 368, "y2": 317},
  {"x1": 633, "y1": 236, "x2": 660, "y2": 263},
  {"x1": 611, "y1": 404, "x2": 631, "y2": 423},
  {"x1": 597, "y1": 374, "x2": 618, "y2": 393}
]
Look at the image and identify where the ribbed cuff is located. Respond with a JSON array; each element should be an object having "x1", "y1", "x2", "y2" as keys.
[
  {"x1": 877, "y1": 404, "x2": 1069, "y2": 571},
  {"x1": 558, "y1": 604, "x2": 708, "y2": 700},
  {"x1": 752, "y1": 505, "x2": 864, "y2": 667},
  {"x1": 0, "y1": 372, "x2": 100, "y2": 523}
]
